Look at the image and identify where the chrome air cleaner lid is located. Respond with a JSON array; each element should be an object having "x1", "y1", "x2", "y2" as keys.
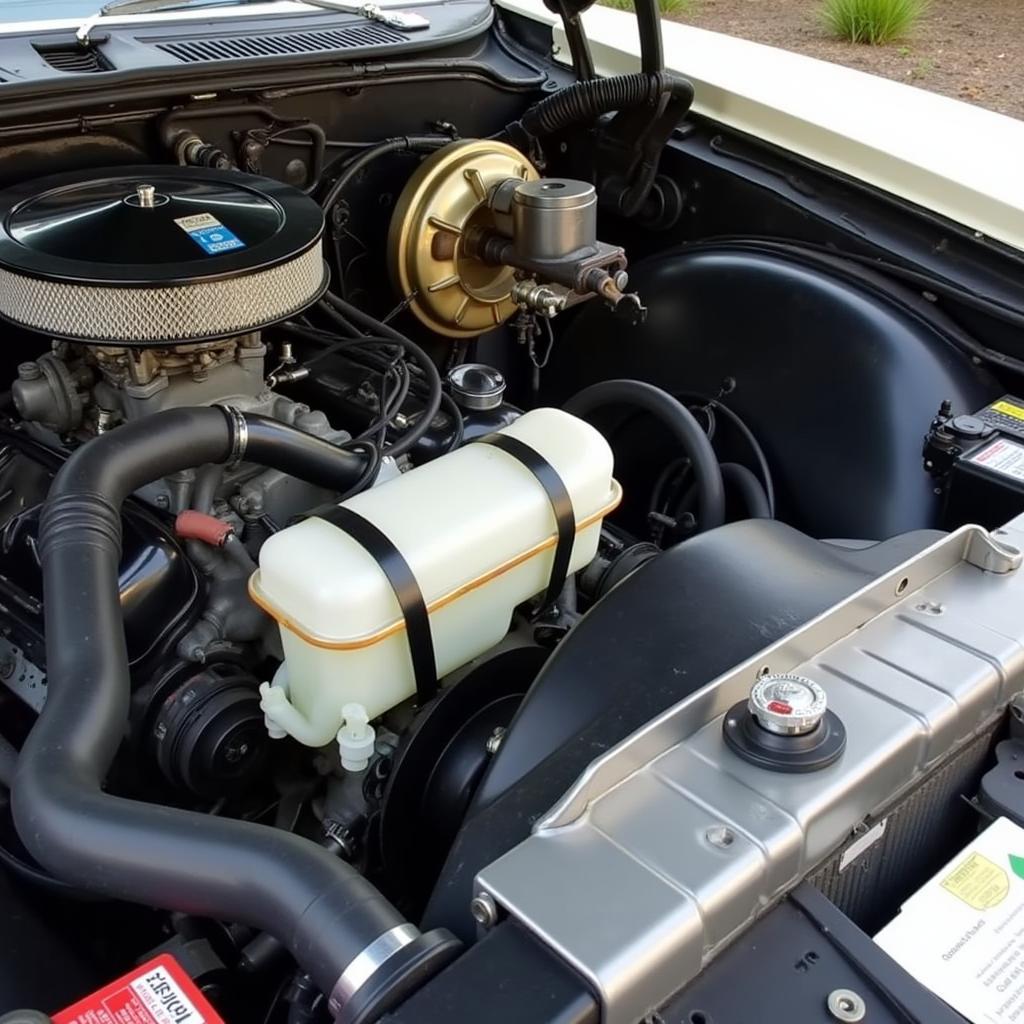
[{"x1": 0, "y1": 166, "x2": 327, "y2": 345}]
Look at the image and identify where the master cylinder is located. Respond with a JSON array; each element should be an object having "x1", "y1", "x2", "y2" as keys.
[{"x1": 387, "y1": 140, "x2": 644, "y2": 339}]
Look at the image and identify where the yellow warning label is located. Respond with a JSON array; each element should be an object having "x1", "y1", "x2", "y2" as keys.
[
  {"x1": 991, "y1": 400, "x2": 1024, "y2": 421},
  {"x1": 941, "y1": 853, "x2": 1009, "y2": 909}
]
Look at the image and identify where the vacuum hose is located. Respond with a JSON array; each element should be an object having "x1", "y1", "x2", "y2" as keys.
[
  {"x1": 12, "y1": 407, "x2": 459, "y2": 1024},
  {"x1": 501, "y1": 71, "x2": 694, "y2": 144},
  {"x1": 565, "y1": 380, "x2": 726, "y2": 533}
]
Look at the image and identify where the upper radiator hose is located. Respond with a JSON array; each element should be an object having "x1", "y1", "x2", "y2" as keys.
[
  {"x1": 565, "y1": 380, "x2": 725, "y2": 533},
  {"x1": 11, "y1": 407, "x2": 459, "y2": 1024}
]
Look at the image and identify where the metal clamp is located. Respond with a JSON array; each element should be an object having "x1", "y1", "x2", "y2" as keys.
[
  {"x1": 328, "y1": 923, "x2": 419, "y2": 1017},
  {"x1": 217, "y1": 404, "x2": 248, "y2": 470}
]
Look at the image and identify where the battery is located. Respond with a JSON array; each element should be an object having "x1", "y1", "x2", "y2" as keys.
[
  {"x1": 53, "y1": 954, "x2": 224, "y2": 1024},
  {"x1": 925, "y1": 395, "x2": 1024, "y2": 530}
]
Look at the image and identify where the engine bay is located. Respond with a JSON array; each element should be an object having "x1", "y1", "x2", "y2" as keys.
[{"x1": 1, "y1": 10, "x2": 1024, "y2": 1023}]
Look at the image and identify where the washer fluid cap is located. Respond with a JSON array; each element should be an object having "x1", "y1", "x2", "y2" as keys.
[
  {"x1": 749, "y1": 673, "x2": 827, "y2": 736},
  {"x1": 0, "y1": 165, "x2": 327, "y2": 345}
]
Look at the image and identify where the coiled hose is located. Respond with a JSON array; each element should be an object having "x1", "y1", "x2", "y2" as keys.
[
  {"x1": 500, "y1": 71, "x2": 694, "y2": 143},
  {"x1": 565, "y1": 380, "x2": 725, "y2": 534},
  {"x1": 12, "y1": 407, "x2": 458, "y2": 1024}
]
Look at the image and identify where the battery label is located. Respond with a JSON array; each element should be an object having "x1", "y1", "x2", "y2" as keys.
[
  {"x1": 990, "y1": 399, "x2": 1024, "y2": 421},
  {"x1": 174, "y1": 212, "x2": 245, "y2": 255},
  {"x1": 969, "y1": 437, "x2": 1024, "y2": 482},
  {"x1": 54, "y1": 954, "x2": 224, "y2": 1024}
]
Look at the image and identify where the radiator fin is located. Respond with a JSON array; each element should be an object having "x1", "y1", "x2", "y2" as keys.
[{"x1": 811, "y1": 728, "x2": 995, "y2": 934}]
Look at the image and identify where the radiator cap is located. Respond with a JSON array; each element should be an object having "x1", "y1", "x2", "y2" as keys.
[
  {"x1": 723, "y1": 672, "x2": 845, "y2": 773},
  {"x1": 749, "y1": 673, "x2": 827, "y2": 736}
]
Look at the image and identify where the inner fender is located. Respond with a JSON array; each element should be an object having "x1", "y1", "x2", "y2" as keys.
[{"x1": 542, "y1": 243, "x2": 998, "y2": 539}]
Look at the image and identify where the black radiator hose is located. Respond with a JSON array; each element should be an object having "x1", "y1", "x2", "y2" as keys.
[
  {"x1": 720, "y1": 462, "x2": 772, "y2": 520},
  {"x1": 503, "y1": 71, "x2": 694, "y2": 142},
  {"x1": 12, "y1": 407, "x2": 459, "y2": 1024},
  {"x1": 565, "y1": 380, "x2": 726, "y2": 533}
]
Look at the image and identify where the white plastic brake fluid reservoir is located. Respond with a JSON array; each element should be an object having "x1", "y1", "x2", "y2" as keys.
[{"x1": 251, "y1": 407, "x2": 619, "y2": 747}]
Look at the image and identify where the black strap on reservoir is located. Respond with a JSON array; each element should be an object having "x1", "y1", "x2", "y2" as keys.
[
  {"x1": 473, "y1": 432, "x2": 576, "y2": 612},
  {"x1": 319, "y1": 505, "x2": 438, "y2": 704}
]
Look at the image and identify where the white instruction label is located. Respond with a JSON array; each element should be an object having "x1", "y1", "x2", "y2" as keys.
[
  {"x1": 875, "y1": 816, "x2": 1024, "y2": 1023},
  {"x1": 130, "y1": 966, "x2": 204, "y2": 1024},
  {"x1": 970, "y1": 438, "x2": 1024, "y2": 482}
]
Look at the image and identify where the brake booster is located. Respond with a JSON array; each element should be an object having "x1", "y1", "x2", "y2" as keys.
[{"x1": 387, "y1": 139, "x2": 645, "y2": 338}]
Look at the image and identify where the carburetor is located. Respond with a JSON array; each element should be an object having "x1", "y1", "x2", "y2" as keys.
[{"x1": 388, "y1": 139, "x2": 644, "y2": 338}]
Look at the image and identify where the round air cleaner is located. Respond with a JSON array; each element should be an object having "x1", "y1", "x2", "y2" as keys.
[{"x1": 0, "y1": 166, "x2": 328, "y2": 344}]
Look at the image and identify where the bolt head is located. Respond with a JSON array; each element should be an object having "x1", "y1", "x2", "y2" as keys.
[
  {"x1": 469, "y1": 893, "x2": 498, "y2": 930},
  {"x1": 486, "y1": 726, "x2": 507, "y2": 755},
  {"x1": 827, "y1": 989, "x2": 866, "y2": 1022},
  {"x1": 705, "y1": 825, "x2": 735, "y2": 849},
  {"x1": 224, "y1": 742, "x2": 249, "y2": 764}
]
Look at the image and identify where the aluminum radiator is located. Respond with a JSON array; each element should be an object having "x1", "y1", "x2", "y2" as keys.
[{"x1": 477, "y1": 519, "x2": 1024, "y2": 1024}]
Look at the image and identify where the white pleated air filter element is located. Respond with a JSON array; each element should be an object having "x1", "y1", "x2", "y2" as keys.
[{"x1": 0, "y1": 166, "x2": 328, "y2": 345}]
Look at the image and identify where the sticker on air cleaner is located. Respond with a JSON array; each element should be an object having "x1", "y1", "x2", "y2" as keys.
[
  {"x1": 174, "y1": 212, "x2": 245, "y2": 255},
  {"x1": 54, "y1": 953, "x2": 224, "y2": 1024}
]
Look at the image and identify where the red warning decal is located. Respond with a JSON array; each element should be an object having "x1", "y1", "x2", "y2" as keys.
[{"x1": 54, "y1": 954, "x2": 224, "y2": 1024}]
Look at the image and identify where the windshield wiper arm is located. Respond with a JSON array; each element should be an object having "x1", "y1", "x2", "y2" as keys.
[
  {"x1": 77, "y1": 0, "x2": 259, "y2": 45},
  {"x1": 77, "y1": 0, "x2": 427, "y2": 45},
  {"x1": 298, "y1": 0, "x2": 429, "y2": 30}
]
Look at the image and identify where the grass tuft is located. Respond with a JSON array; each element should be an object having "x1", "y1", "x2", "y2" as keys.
[
  {"x1": 600, "y1": 0, "x2": 693, "y2": 16},
  {"x1": 821, "y1": 0, "x2": 927, "y2": 45}
]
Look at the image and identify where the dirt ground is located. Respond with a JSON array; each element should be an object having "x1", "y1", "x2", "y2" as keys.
[{"x1": 666, "y1": 0, "x2": 1024, "y2": 120}]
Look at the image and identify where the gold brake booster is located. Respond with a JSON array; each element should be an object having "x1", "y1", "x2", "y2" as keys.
[{"x1": 387, "y1": 139, "x2": 645, "y2": 339}]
